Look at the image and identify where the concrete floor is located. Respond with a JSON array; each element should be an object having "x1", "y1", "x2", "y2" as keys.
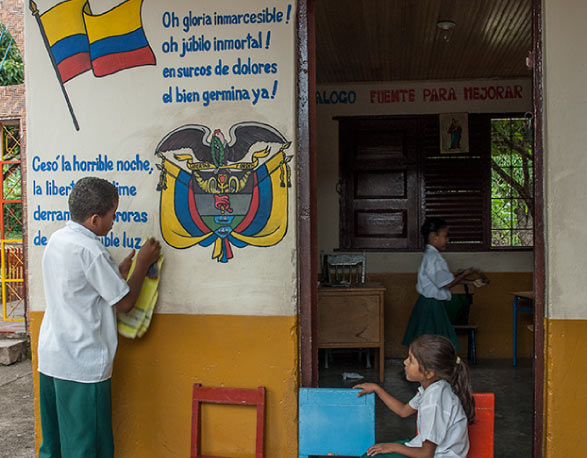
[
  {"x1": 0, "y1": 358, "x2": 34, "y2": 458},
  {"x1": 318, "y1": 352, "x2": 533, "y2": 458},
  {"x1": 1, "y1": 353, "x2": 532, "y2": 458}
]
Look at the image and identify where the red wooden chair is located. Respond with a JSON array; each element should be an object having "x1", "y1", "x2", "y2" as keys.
[
  {"x1": 468, "y1": 393, "x2": 495, "y2": 458},
  {"x1": 191, "y1": 384, "x2": 266, "y2": 458}
]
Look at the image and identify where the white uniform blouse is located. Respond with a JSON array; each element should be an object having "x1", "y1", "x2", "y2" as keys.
[
  {"x1": 416, "y1": 245, "x2": 455, "y2": 301},
  {"x1": 407, "y1": 379, "x2": 470, "y2": 457},
  {"x1": 38, "y1": 221, "x2": 129, "y2": 383}
]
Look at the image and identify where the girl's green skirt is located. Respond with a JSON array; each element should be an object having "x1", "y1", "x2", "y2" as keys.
[{"x1": 402, "y1": 295, "x2": 460, "y2": 349}]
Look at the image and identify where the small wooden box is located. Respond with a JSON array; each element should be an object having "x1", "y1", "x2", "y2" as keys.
[{"x1": 318, "y1": 283, "x2": 386, "y2": 382}]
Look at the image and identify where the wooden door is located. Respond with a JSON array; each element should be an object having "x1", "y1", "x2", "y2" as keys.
[{"x1": 338, "y1": 117, "x2": 420, "y2": 249}]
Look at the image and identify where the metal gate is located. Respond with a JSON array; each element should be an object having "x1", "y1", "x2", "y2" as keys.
[{"x1": 0, "y1": 122, "x2": 24, "y2": 322}]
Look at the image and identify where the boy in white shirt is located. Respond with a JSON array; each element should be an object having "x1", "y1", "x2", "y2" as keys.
[{"x1": 37, "y1": 177, "x2": 161, "y2": 458}]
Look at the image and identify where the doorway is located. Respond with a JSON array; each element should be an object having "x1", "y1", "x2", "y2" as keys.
[{"x1": 298, "y1": 0, "x2": 544, "y2": 456}]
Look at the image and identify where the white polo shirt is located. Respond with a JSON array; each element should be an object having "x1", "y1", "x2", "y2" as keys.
[
  {"x1": 416, "y1": 245, "x2": 454, "y2": 301},
  {"x1": 407, "y1": 379, "x2": 470, "y2": 457},
  {"x1": 38, "y1": 221, "x2": 129, "y2": 383}
]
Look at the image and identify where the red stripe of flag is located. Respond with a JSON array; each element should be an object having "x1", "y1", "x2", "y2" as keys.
[
  {"x1": 57, "y1": 52, "x2": 91, "y2": 83},
  {"x1": 91, "y1": 46, "x2": 155, "y2": 77},
  {"x1": 224, "y1": 239, "x2": 234, "y2": 260}
]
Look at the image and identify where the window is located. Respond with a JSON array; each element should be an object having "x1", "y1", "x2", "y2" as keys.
[
  {"x1": 0, "y1": 23, "x2": 24, "y2": 86},
  {"x1": 338, "y1": 114, "x2": 533, "y2": 251},
  {"x1": 490, "y1": 117, "x2": 534, "y2": 247}
]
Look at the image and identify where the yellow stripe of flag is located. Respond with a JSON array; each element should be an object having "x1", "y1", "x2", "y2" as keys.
[
  {"x1": 232, "y1": 152, "x2": 289, "y2": 247},
  {"x1": 41, "y1": 0, "x2": 87, "y2": 47},
  {"x1": 83, "y1": 0, "x2": 143, "y2": 44}
]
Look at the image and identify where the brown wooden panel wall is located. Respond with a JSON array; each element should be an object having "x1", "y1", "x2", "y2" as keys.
[
  {"x1": 421, "y1": 114, "x2": 491, "y2": 248},
  {"x1": 367, "y1": 272, "x2": 534, "y2": 359},
  {"x1": 337, "y1": 114, "x2": 512, "y2": 251}
]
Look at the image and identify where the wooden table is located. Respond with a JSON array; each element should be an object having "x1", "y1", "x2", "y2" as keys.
[
  {"x1": 510, "y1": 291, "x2": 534, "y2": 366},
  {"x1": 318, "y1": 283, "x2": 386, "y2": 382}
]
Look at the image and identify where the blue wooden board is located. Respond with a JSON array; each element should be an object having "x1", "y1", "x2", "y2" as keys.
[{"x1": 299, "y1": 388, "x2": 375, "y2": 457}]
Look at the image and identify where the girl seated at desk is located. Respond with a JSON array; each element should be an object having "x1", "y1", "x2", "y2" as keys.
[{"x1": 402, "y1": 217, "x2": 486, "y2": 349}]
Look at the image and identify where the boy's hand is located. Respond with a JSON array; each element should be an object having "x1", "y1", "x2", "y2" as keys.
[
  {"x1": 353, "y1": 382, "x2": 379, "y2": 396},
  {"x1": 118, "y1": 249, "x2": 136, "y2": 279},
  {"x1": 115, "y1": 239, "x2": 162, "y2": 314},
  {"x1": 137, "y1": 238, "x2": 161, "y2": 267}
]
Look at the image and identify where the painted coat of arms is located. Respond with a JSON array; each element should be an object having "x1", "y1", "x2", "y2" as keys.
[{"x1": 155, "y1": 122, "x2": 293, "y2": 263}]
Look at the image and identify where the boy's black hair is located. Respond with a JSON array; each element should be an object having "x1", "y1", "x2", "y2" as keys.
[
  {"x1": 68, "y1": 177, "x2": 118, "y2": 223},
  {"x1": 421, "y1": 217, "x2": 448, "y2": 244}
]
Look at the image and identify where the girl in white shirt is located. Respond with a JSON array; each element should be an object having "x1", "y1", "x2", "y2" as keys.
[
  {"x1": 354, "y1": 335, "x2": 475, "y2": 458},
  {"x1": 402, "y1": 218, "x2": 478, "y2": 349}
]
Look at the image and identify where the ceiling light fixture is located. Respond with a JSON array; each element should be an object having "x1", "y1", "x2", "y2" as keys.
[{"x1": 437, "y1": 20, "x2": 456, "y2": 42}]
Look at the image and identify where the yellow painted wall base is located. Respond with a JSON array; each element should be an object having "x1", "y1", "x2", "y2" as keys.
[
  {"x1": 30, "y1": 312, "x2": 299, "y2": 458},
  {"x1": 545, "y1": 319, "x2": 587, "y2": 458},
  {"x1": 369, "y1": 272, "x2": 533, "y2": 359}
]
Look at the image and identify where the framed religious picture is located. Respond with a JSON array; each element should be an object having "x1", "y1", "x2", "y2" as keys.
[{"x1": 439, "y1": 113, "x2": 469, "y2": 154}]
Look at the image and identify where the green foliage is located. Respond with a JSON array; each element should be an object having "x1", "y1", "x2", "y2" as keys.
[
  {"x1": 490, "y1": 118, "x2": 534, "y2": 247},
  {"x1": 0, "y1": 23, "x2": 24, "y2": 86}
]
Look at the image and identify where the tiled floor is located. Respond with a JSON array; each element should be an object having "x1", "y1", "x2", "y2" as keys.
[{"x1": 318, "y1": 351, "x2": 533, "y2": 458}]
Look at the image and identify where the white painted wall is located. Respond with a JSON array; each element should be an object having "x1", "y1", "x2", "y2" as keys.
[
  {"x1": 544, "y1": 0, "x2": 587, "y2": 319},
  {"x1": 317, "y1": 79, "x2": 534, "y2": 274},
  {"x1": 26, "y1": 0, "x2": 298, "y2": 316}
]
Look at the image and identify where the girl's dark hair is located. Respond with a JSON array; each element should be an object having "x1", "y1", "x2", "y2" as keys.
[
  {"x1": 68, "y1": 177, "x2": 119, "y2": 223},
  {"x1": 410, "y1": 334, "x2": 475, "y2": 423},
  {"x1": 421, "y1": 217, "x2": 448, "y2": 245}
]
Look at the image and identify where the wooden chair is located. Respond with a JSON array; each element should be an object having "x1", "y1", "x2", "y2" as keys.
[
  {"x1": 450, "y1": 284, "x2": 478, "y2": 364},
  {"x1": 191, "y1": 384, "x2": 265, "y2": 458},
  {"x1": 468, "y1": 393, "x2": 495, "y2": 458}
]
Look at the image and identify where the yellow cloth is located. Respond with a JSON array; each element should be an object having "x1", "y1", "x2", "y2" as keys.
[{"x1": 117, "y1": 256, "x2": 163, "y2": 338}]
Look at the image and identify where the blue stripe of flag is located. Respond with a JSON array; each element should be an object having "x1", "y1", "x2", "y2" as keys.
[
  {"x1": 174, "y1": 169, "x2": 208, "y2": 237},
  {"x1": 89, "y1": 28, "x2": 149, "y2": 60},
  {"x1": 50, "y1": 34, "x2": 89, "y2": 65},
  {"x1": 228, "y1": 234, "x2": 248, "y2": 248}
]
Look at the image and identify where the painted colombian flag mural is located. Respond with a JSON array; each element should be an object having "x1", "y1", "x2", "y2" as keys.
[
  {"x1": 155, "y1": 123, "x2": 293, "y2": 263},
  {"x1": 30, "y1": 0, "x2": 156, "y2": 130}
]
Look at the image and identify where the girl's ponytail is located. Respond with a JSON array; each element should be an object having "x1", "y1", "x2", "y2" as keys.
[
  {"x1": 410, "y1": 335, "x2": 476, "y2": 424},
  {"x1": 451, "y1": 357, "x2": 475, "y2": 423}
]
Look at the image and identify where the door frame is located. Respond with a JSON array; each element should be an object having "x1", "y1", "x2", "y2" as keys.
[
  {"x1": 296, "y1": 0, "x2": 545, "y2": 455},
  {"x1": 297, "y1": 0, "x2": 318, "y2": 388},
  {"x1": 531, "y1": 0, "x2": 545, "y2": 456}
]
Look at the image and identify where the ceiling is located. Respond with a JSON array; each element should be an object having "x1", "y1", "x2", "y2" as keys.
[{"x1": 315, "y1": 0, "x2": 533, "y2": 83}]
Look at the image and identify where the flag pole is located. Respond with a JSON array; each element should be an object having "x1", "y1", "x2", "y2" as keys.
[{"x1": 29, "y1": 0, "x2": 80, "y2": 131}]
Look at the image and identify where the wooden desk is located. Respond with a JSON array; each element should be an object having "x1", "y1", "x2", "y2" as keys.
[
  {"x1": 318, "y1": 283, "x2": 386, "y2": 382},
  {"x1": 510, "y1": 291, "x2": 534, "y2": 366}
]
